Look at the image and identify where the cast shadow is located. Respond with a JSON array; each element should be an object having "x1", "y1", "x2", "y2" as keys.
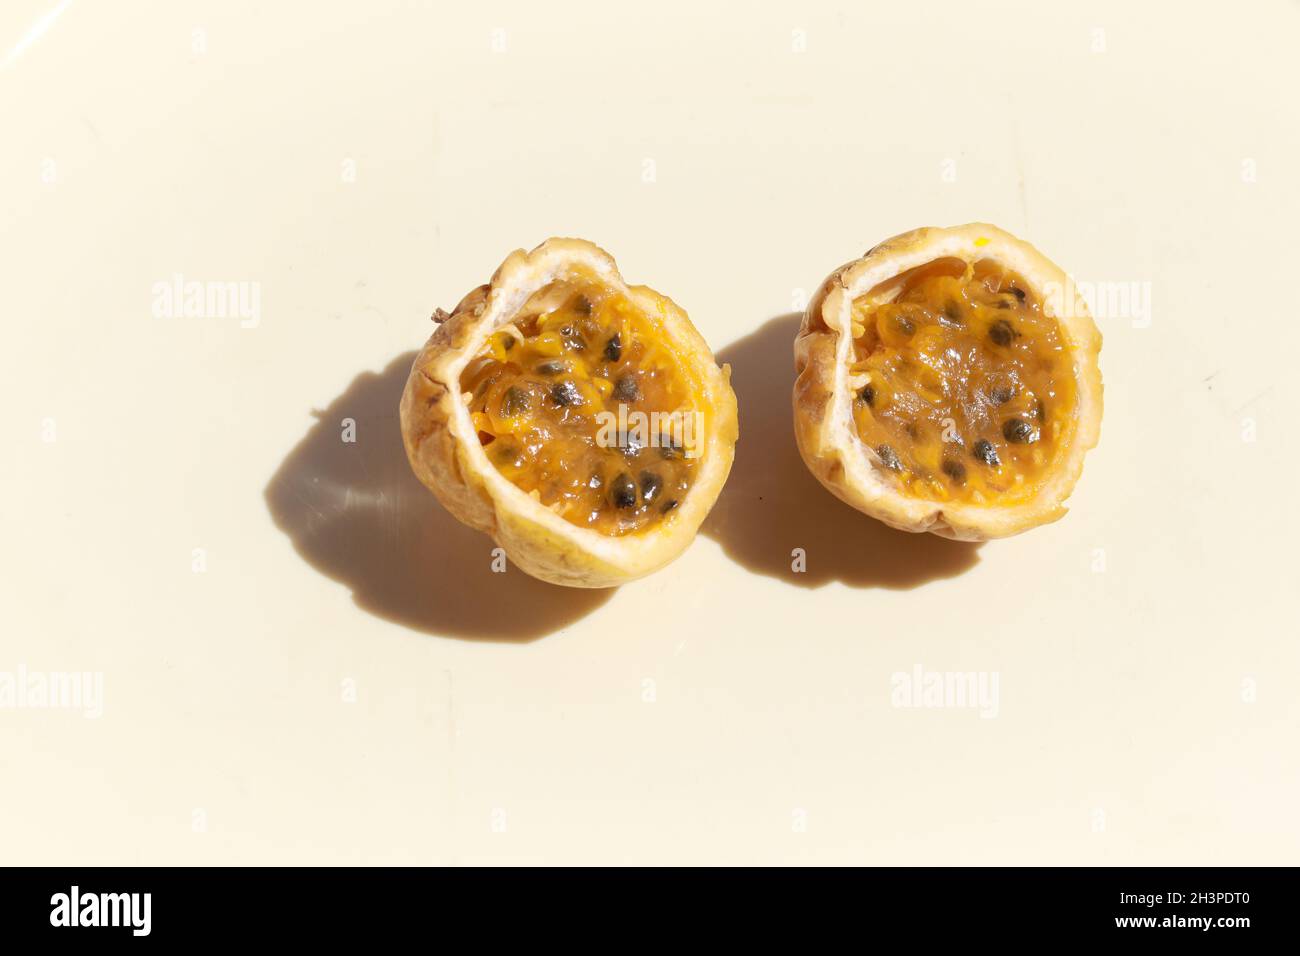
[
  {"x1": 701, "y1": 314, "x2": 982, "y2": 588},
  {"x1": 263, "y1": 352, "x2": 613, "y2": 641}
]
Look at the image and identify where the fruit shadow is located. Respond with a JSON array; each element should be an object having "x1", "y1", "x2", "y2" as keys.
[
  {"x1": 263, "y1": 351, "x2": 613, "y2": 641},
  {"x1": 701, "y1": 314, "x2": 982, "y2": 588}
]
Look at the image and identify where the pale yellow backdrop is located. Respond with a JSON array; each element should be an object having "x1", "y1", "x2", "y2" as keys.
[{"x1": 3, "y1": 0, "x2": 1297, "y2": 865}]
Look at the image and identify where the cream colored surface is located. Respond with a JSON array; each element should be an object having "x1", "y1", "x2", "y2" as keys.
[{"x1": 2, "y1": 0, "x2": 1297, "y2": 865}]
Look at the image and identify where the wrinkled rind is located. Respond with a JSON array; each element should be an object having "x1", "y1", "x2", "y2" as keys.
[
  {"x1": 793, "y1": 223, "x2": 1103, "y2": 541},
  {"x1": 400, "y1": 237, "x2": 738, "y2": 588}
]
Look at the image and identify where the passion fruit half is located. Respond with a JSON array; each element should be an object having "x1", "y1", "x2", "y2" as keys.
[
  {"x1": 794, "y1": 223, "x2": 1103, "y2": 540},
  {"x1": 400, "y1": 238, "x2": 738, "y2": 587}
]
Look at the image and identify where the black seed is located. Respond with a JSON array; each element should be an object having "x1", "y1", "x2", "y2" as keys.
[
  {"x1": 1008, "y1": 285, "x2": 1026, "y2": 302},
  {"x1": 1003, "y1": 418, "x2": 1040, "y2": 444},
  {"x1": 549, "y1": 381, "x2": 582, "y2": 407},
  {"x1": 972, "y1": 439, "x2": 1000, "y2": 467},
  {"x1": 661, "y1": 498, "x2": 679, "y2": 514},
  {"x1": 876, "y1": 444, "x2": 904, "y2": 472},
  {"x1": 941, "y1": 301, "x2": 964, "y2": 327},
  {"x1": 573, "y1": 295, "x2": 593, "y2": 315},
  {"x1": 560, "y1": 326, "x2": 586, "y2": 351},
  {"x1": 988, "y1": 319, "x2": 1016, "y2": 347},
  {"x1": 536, "y1": 360, "x2": 568, "y2": 376},
  {"x1": 942, "y1": 459, "x2": 968, "y2": 484},
  {"x1": 613, "y1": 376, "x2": 641, "y2": 403},
  {"x1": 603, "y1": 334, "x2": 622, "y2": 362},
  {"x1": 859, "y1": 384, "x2": 876, "y2": 406},
  {"x1": 639, "y1": 470, "x2": 662, "y2": 504},
  {"x1": 989, "y1": 386, "x2": 1016, "y2": 405},
  {"x1": 503, "y1": 336, "x2": 516, "y2": 351},
  {"x1": 500, "y1": 386, "x2": 530, "y2": 417},
  {"x1": 611, "y1": 473, "x2": 637, "y2": 509}
]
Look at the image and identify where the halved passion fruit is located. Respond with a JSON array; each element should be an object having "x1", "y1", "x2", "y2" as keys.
[
  {"x1": 400, "y1": 238, "x2": 738, "y2": 587},
  {"x1": 794, "y1": 223, "x2": 1102, "y2": 540}
]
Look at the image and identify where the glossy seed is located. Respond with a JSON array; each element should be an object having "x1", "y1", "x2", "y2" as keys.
[
  {"x1": 859, "y1": 384, "x2": 876, "y2": 406},
  {"x1": 941, "y1": 459, "x2": 967, "y2": 484},
  {"x1": 613, "y1": 375, "x2": 641, "y2": 403},
  {"x1": 988, "y1": 319, "x2": 1016, "y2": 347},
  {"x1": 611, "y1": 473, "x2": 637, "y2": 509},
  {"x1": 897, "y1": 315, "x2": 917, "y2": 336},
  {"x1": 1008, "y1": 285, "x2": 1026, "y2": 302},
  {"x1": 876, "y1": 444, "x2": 904, "y2": 472},
  {"x1": 941, "y1": 301, "x2": 964, "y2": 327},
  {"x1": 972, "y1": 439, "x2": 1000, "y2": 467},
  {"x1": 639, "y1": 470, "x2": 662, "y2": 504},
  {"x1": 603, "y1": 333, "x2": 622, "y2": 362},
  {"x1": 1003, "y1": 418, "x2": 1040, "y2": 444},
  {"x1": 661, "y1": 499, "x2": 679, "y2": 514},
  {"x1": 989, "y1": 385, "x2": 1016, "y2": 405},
  {"x1": 560, "y1": 327, "x2": 586, "y2": 351},
  {"x1": 549, "y1": 381, "x2": 582, "y2": 407},
  {"x1": 536, "y1": 360, "x2": 568, "y2": 376},
  {"x1": 573, "y1": 295, "x2": 593, "y2": 315},
  {"x1": 500, "y1": 385, "x2": 530, "y2": 417}
]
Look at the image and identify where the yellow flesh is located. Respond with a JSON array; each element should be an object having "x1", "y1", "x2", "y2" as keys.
[
  {"x1": 461, "y1": 277, "x2": 700, "y2": 535},
  {"x1": 849, "y1": 257, "x2": 1076, "y2": 504}
]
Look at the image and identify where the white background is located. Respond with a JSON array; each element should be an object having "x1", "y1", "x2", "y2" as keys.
[{"x1": 3, "y1": 0, "x2": 1297, "y2": 864}]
